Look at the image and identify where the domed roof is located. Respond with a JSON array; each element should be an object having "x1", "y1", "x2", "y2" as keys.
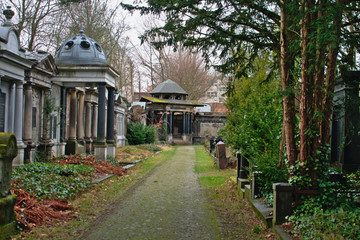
[
  {"x1": 55, "y1": 29, "x2": 107, "y2": 65},
  {"x1": 150, "y1": 79, "x2": 188, "y2": 95}
]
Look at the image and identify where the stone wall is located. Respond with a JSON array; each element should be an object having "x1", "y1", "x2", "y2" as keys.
[{"x1": 193, "y1": 113, "x2": 226, "y2": 143}]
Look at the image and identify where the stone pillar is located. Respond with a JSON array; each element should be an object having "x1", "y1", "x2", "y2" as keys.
[
  {"x1": 169, "y1": 112, "x2": 173, "y2": 134},
  {"x1": 23, "y1": 83, "x2": 35, "y2": 163},
  {"x1": 163, "y1": 113, "x2": 168, "y2": 140},
  {"x1": 182, "y1": 113, "x2": 186, "y2": 135},
  {"x1": 167, "y1": 111, "x2": 173, "y2": 143},
  {"x1": 273, "y1": 183, "x2": 294, "y2": 225},
  {"x1": 77, "y1": 92, "x2": 85, "y2": 145},
  {"x1": 85, "y1": 101, "x2": 92, "y2": 153},
  {"x1": 0, "y1": 133, "x2": 18, "y2": 238},
  {"x1": 189, "y1": 113, "x2": 192, "y2": 134},
  {"x1": 91, "y1": 103, "x2": 98, "y2": 141},
  {"x1": 215, "y1": 141, "x2": 227, "y2": 169},
  {"x1": 8, "y1": 83, "x2": 16, "y2": 133},
  {"x1": 58, "y1": 87, "x2": 66, "y2": 156},
  {"x1": 66, "y1": 88, "x2": 78, "y2": 155},
  {"x1": 38, "y1": 90, "x2": 55, "y2": 161},
  {"x1": 13, "y1": 82, "x2": 25, "y2": 165},
  {"x1": 59, "y1": 87, "x2": 66, "y2": 143},
  {"x1": 94, "y1": 83, "x2": 107, "y2": 160},
  {"x1": 106, "y1": 87, "x2": 115, "y2": 158}
]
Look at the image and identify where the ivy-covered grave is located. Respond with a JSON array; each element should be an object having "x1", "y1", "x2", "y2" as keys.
[{"x1": 11, "y1": 154, "x2": 127, "y2": 231}]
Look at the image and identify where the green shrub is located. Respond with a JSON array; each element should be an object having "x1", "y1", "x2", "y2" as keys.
[
  {"x1": 144, "y1": 125, "x2": 156, "y2": 143},
  {"x1": 127, "y1": 122, "x2": 156, "y2": 145},
  {"x1": 127, "y1": 122, "x2": 146, "y2": 145},
  {"x1": 12, "y1": 163, "x2": 94, "y2": 199}
]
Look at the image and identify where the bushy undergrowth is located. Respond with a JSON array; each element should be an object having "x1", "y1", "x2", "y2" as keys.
[
  {"x1": 289, "y1": 166, "x2": 360, "y2": 239},
  {"x1": 12, "y1": 163, "x2": 94, "y2": 199},
  {"x1": 127, "y1": 122, "x2": 156, "y2": 145},
  {"x1": 219, "y1": 54, "x2": 287, "y2": 197},
  {"x1": 289, "y1": 200, "x2": 360, "y2": 239}
]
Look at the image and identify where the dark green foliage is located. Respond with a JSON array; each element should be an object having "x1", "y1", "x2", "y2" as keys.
[
  {"x1": 144, "y1": 125, "x2": 156, "y2": 144},
  {"x1": 121, "y1": 0, "x2": 281, "y2": 75},
  {"x1": 219, "y1": 54, "x2": 287, "y2": 196},
  {"x1": 12, "y1": 163, "x2": 94, "y2": 199},
  {"x1": 289, "y1": 161, "x2": 360, "y2": 239},
  {"x1": 127, "y1": 122, "x2": 156, "y2": 145},
  {"x1": 289, "y1": 201, "x2": 360, "y2": 239}
]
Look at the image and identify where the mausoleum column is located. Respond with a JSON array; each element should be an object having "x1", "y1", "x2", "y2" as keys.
[
  {"x1": 106, "y1": 87, "x2": 115, "y2": 158},
  {"x1": 96, "y1": 83, "x2": 106, "y2": 144},
  {"x1": 14, "y1": 82, "x2": 24, "y2": 144},
  {"x1": 23, "y1": 83, "x2": 33, "y2": 143},
  {"x1": 94, "y1": 83, "x2": 107, "y2": 161},
  {"x1": 189, "y1": 113, "x2": 192, "y2": 134},
  {"x1": 8, "y1": 83, "x2": 15, "y2": 133},
  {"x1": 60, "y1": 87, "x2": 66, "y2": 143},
  {"x1": 91, "y1": 103, "x2": 98, "y2": 140},
  {"x1": 169, "y1": 111, "x2": 173, "y2": 134},
  {"x1": 85, "y1": 102, "x2": 92, "y2": 139},
  {"x1": 68, "y1": 88, "x2": 77, "y2": 141},
  {"x1": 77, "y1": 91, "x2": 85, "y2": 144},
  {"x1": 106, "y1": 87, "x2": 115, "y2": 144},
  {"x1": 183, "y1": 112, "x2": 186, "y2": 135},
  {"x1": 12, "y1": 82, "x2": 25, "y2": 165},
  {"x1": 66, "y1": 88, "x2": 79, "y2": 155}
]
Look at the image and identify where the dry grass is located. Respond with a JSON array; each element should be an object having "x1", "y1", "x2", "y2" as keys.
[{"x1": 115, "y1": 144, "x2": 170, "y2": 163}]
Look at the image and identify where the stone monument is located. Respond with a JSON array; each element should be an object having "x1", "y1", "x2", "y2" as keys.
[{"x1": 0, "y1": 133, "x2": 18, "y2": 238}]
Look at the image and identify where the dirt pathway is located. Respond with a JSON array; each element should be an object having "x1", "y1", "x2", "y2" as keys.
[{"x1": 82, "y1": 146, "x2": 222, "y2": 240}]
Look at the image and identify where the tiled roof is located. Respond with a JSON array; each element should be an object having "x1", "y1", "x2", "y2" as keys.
[{"x1": 150, "y1": 79, "x2": 188, "y2": 95}]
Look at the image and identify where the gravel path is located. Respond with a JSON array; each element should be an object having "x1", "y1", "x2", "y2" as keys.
[{"x1": 83, "y1": 146, "x2": 221, "y2": 240}]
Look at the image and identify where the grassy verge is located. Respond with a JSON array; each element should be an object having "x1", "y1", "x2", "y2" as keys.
[
  {"x1": 195, "y1": 146, "x2": 275, "y2": 239},
  {"x1": 15, "y1": 147, "x2": 175, "y2": 240}
]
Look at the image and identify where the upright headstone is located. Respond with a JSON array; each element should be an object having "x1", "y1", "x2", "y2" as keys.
[
  {"x1": 273, "y1": 183, "x2": 294, "y2": 225},
  {"x1": 0, "y1": 133, "x2": 18, "y2": 238},
  {"x1": 216, "y1": 141, "x2": 227, "y2": 169}
]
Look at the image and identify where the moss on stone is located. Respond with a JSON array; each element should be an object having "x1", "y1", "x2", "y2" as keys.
[{"x1": 0, "y1": 221, "x2": 16, "y2": 240}]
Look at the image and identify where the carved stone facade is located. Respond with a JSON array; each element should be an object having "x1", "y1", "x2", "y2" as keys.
[{"x1": 0, "y1": 9, "x2": 126, "y2": 165}]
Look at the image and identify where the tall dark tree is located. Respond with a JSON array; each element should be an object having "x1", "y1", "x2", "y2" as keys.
[{"x1": 122, "y1": 0, "x2": 360, "y2": 188}]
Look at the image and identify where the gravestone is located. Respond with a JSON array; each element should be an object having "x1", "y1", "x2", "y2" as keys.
[
  {"x1": 0, "y1": 133, "x2": 18, "y2": 238},
  {"x1": 215, "y1": 141, "x2": 227, "y2": 169},
  {"x1": 273, "y1": 183, "x2": 294, "y2": 225}
]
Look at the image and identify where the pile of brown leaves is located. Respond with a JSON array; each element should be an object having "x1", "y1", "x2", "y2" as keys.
[
  {"x1": 10, "y1": 185, "x2": 73, "y2": 231},
  {"x1": 54, "y1": 154, "x2": 127, "y2": 176}
]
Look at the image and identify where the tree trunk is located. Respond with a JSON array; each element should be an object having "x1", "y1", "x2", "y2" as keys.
[
  {"x1": 280, "y1": 0, "x2": 297, "y2": 171},
  {"x1": 321, "y1": 0, "x2": 343, "y2": 146},
  {"x1": 299, "y1": 0, "x2": 315, "y2": 167}
]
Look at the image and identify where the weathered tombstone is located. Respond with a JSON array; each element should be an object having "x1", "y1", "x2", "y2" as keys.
[
  {"x1": 236, "y1": 152, "x2": 250, "y2": 192},
  {"x1": 0, "y1": 133, "x2": 18, "y2": 238},
  {"x1": 251, "y1": 171, "x2": 261, "y2": 199},
  {"x1": 273, "y1": 183, "x2": 294, "y2": 225},
  {"x1": 216, "y1": 141, "x2": 227, "y2": 169}
]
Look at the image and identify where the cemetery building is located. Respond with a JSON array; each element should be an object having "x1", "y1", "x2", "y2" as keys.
[
  {"x1": 140, "y1": 79, "x2": 203, "y2": 144},
  {"x1": 0, "y1": 8, "x2": 126, "y2": 165}
]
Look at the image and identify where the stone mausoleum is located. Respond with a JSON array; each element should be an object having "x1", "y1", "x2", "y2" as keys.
[
  {"x1": 0, "y1": 7, "x2": 126, "y2": 164},
  {"x1": 140, "y1": 79, "x2": 203, "y2": 144}
]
